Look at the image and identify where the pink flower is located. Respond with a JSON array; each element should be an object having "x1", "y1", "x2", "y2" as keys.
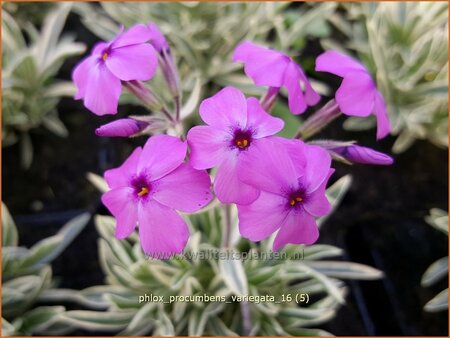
[
  {"x1": 315, "y1": 50, "x2": 391, "y2": 140},
  {"x1": 237, "y1": 138, "x2": 333, "y2": 250},
  {"x1": 73, "y1": 24, "x2": 158, "y2": 116},
  {"x1": 187, "y1": 87, "x2": 284, "y2": 205},
  {"x1": 233, "y1": 41, "x2": 320, "y2": 115},
  {"x1": 101, "y1": 135, "x2": 213, "y2": 258}
]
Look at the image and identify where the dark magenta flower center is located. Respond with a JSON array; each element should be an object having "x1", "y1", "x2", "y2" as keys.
[
  {"x1": 232, "y1": 129, "x2": 252, "y2": 150},
  {"x1": 131, "y1": 176, "x2": 151, "y2": 198},
  {"x1": 287, "y1": 190, "x2": 306, "y2": 208}
]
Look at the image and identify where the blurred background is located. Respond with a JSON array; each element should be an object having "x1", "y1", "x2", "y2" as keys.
[{"x1": 2, "y1": 2, "x2": 448, "y2": 336}]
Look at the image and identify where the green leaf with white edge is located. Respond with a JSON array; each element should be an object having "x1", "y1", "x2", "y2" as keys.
[
  {"x1": 42, "y1": 114, "x2": 68, "y2": 137},
  {"x1": 2, "y1": 202, "x2": 18, "y2": 247},
  {"x1": 119, "y1": 302, "x2": 156, "y2": 336},
  {"x1": 302, "y1": 244, "x2": 344, "y2": 260},
  {"x1": 87, "y1": 172, "x2": 109, "y2": 193},
  {"x1": 43, "y1": 81, "x2": 77, "y2": 98},
  {"x1": 421, "y1": 256, "x2": 448, "y2": 287},
  {"x1": 19, "y1": 306, "x2": 66, "y2": 335},
  {"x1": 58, "y1": 310, "x2": 134, "y2": 332},
  {"x1": 35, "y1": 3, "x2": 72, "y2": 71},
  {"x1": 425, "y1": 208, "x2": 448, "y2": 235},
  {"x1": 21, "y1": 213, "x2": 90, "y2": 269},
  {"x1": 424, "y1": 288, "x2": 448, "y2": 312},
  {"x1": 304, "y1": 261, "x2": 384, "y2": 280},
  {"x1": 279, "y1": 306, "x2": 335, "y2": 320},
  {"x1": 39, "y1": 287, "x2": 110, "y2": 310},
  {"x1": 95, "y1": 215, "x2": 116, "y2": 239},
  {"x1": 343, "y1": 116, "x2": 377, "y2": 131},
  {"x1": 154, "y1": 308, "x2": 175, "y2": 336},
  {"x1": 180, "y1": 76, "x2": 202, "y2": 120},
  {"x1": 218, "y1": 252, "x2": 248, "y2": 296},
  {"x1": 287, "y1": 264, "x2": 345, "y2": 304},
  {"x1": 318, "y1": 175, "x2": 352, "y2": 227},
  {"x1": 206, "y1": 317, "x2": 238, "y2": 336}
]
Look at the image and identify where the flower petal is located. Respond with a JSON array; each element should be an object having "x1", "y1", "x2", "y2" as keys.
[
  {"x1": 199, "y1": 87, "x2": 248, "y2": 128},
  {"x1": 152, "y1": 163, "x2": 213, "y2": 212},
  {"x1": 303, "y1": 169, "x2": 334, "y2": 217},
  {"x1": 335, "y1": 71, "x2": 375, "y2": 117},
  {"x1": 246, "y1": 97, "x2": 284, "y2": 138},
  {"x1": 138, "y1": 200, "x2": 189, "y2": 258},
  {"x1": 104, "y1": 147, "x2": 142, "y2": 189},
  {"x1": 237, "y1": 138, "x2": 298, "y2": 195},
  {"x1": 303, "y1": 145, "x2": 332, "y2": 193},
  {"x1": 92, "y1": 42, "x2": 110, "y2": 56},
  {"x1": 83, "y1": 62, "x2": 122, "y2": 115},
  {"x1": 187, "y1": 126, "x2": 230, "y2": 170},
  {"x1": 238, "y1": 191, "x2": 288, "y2": 241},
  {"x1": 147, "y1": 22, "x2": 169, "y2": 52},
  {"x1": 273, "y1": 211, "x2": 319, "y2": 251},
  {"x1": 101, "y1": 187, "x2": 138, "y2": 239},
  {"x1": 112, "y1": 24, "x2": 153, "y2": 48},
  {"x1": 138, "y1": 135, "x2": 187, "y2": 180},
  {"x1": 283, "y1": 62, "x2": 307, "y2": 115},
  {"x1": 298, "y1": 67, "x2": 320, "y2": 106},
  {"x1": 214, "y1": 155, "x2": 260, "y2": 205},
  {"x1": 233, "y1": 41, "x2": 289, "y2": 87},
  {"x1": 374, "y1": 91, "x2": 391, "y2": 140},
  {"x1": 72, "y1": 56, "x2": 95, "y2": 100},
  {"x1": 106, "y1": 44, "x2": 157, "y2": 81},
  {"x1": 315, "y1": 50, "x2": 366, "y2": 77}
]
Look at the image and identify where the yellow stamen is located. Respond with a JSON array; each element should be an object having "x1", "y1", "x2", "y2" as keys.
[
  {"x1": 102, "y1": 52, "x2": 108, "y2": 61},
  {"x1": 236, "y1": 139, "x2": 249, "y2": 148},
  {"x1": 138, "y1": 187, "x2": 149, "y2": 197},
  {"x1": 290, "y1": 196, "x2": 303, "y2": 206}
]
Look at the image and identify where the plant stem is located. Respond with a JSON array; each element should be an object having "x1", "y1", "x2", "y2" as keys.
[
  {"x1": 223, "y1": 204, "x2": 232, "y2": 248},
  {"x1": 295, "y1": 99, "x2": 341, "y2": 140},
  {"x1": 241, "y1": 301, "x2": 252, "y2": 335}
]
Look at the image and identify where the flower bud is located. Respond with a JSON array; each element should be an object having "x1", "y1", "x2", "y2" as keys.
[
  {"x1": 333, "y1": 145, "x2": 394, "y2": 165},
  {"x1": 95, "y1": 118, "x2": 148, "y2": 137}
]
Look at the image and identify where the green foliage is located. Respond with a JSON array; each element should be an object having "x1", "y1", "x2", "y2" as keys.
[
  {"x1": 1, "y1": 203, "x2": 90, "y2": 335},
  {"x1": 58, "y1": 176, "x2": 382, "y2": 336},
  {"x1": 2, "y1": 3, "x2": 85, "y2": 168},
  {"x1": 323, "y1": 2, "x2": 448, "y2": 153},
  {"x1": 421, "y1": 208, "x2": 448, "y2": 313}
]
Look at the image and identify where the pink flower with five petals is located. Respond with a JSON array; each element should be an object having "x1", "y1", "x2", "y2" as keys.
[
  {"x1": 233, "y1": 41, "x2": 320, "y2": 115},
  {"x1": 72, "y1": 24, "x2": 158, "y2": 116},
  {"x1": 237, "y1": 138, "x2": 334, "y2": 250},
  {"x1": 187, "y1": 86, "x2": 284, "y2": 205},
  {"x1": 101, "y1": 135, "x2": 213, "y2": 258},
  {"x1": 315, "y1": 50, "x2": 391, "y2": 140}
]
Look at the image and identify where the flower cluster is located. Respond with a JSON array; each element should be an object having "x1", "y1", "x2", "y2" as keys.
[{"x1": 73, "y1": 24, "x2": 393, "y2": 258}]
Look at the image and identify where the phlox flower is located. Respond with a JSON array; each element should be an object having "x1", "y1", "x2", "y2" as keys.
[
  {"x1": 101, "y1": 135, "x2": 213, "y2": 258},
  {"x1": 233, "y1": 41, "x2": 320, "y2": 115},
  {"x1": 187, "y1": 86, "x2": 284, "y2": 205},
  {"x1": 73, "y1": 24, "x2": 158, "y2": 116},
  {"x1": 315, "y1": 50, "x2": 391, "y2": 139},
  {"x1": 237, "y1": 138, "x2": 333, "y2": 250}
]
